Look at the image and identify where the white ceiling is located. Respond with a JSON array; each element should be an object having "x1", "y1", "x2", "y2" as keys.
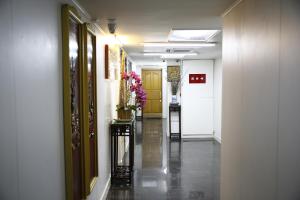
[{"x1": 78, "y1": 0, "x2": 236, "y2": 62}]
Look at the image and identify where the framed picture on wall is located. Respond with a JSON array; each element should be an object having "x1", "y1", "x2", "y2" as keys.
[
  {"x1": 83, "y1": 23, "x2": 99, "y2": 192},
  {"x1": 62, "y1": 5, "x2": 86, "y2": 200},
  {"x1": 167, "y1": 66, "x2": 181, "y2": 82},
  {"x1": 105, "y1": 44, "x2": 109, "y2": 79},
  {"x1": 107, "y1": 44, "x2": 120, "y2": 80},
  {"x1": 62, "y1": 5, "x2": 99, "y2": 200}
]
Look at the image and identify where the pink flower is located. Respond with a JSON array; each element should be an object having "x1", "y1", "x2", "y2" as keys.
[
  {"x1": 121, "y1": 71, "x2": 147, "y2": 109},
  {"x1": 130, "y1": 71, "x2": 137, "y2": 79},
  {"x1": 135, "y1": 76, "x2": 141, "y2": 83},
  {"x1": 130, "y1": 85, "x2": 137, "y2": 92}
]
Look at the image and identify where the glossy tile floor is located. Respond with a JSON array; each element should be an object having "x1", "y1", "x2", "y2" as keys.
[{"x1": 107, "y1": 119, "x2": 220, "y2": 200}]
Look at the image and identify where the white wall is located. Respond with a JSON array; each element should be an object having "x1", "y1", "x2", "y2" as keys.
[
  {"x1": 0, "y1": 1, "x2": 66, "y2": 199},
  {"x1": 213, "y1": 58, "x2": 222, "y2": 143},
  {"x1": 0, "y1": 1, "x2": 111, "y2": 200},
  {"x1": 181, "y1": 60, "x2": 214, "y2": 138},
  {"x1": 87, "y1": 29, "x2": 112, "y2": 200},
  {"x1": 278, "y1": 0, "x2": 300, "y2": 198},
  {"x1": 221, "y1": 0, "x2": 300, "y2": 199}
]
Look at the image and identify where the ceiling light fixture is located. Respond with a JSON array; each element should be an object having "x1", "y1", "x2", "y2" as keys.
[
  {"x1": 161, "y1": 54, "x2": 185, "y2": 59},
  {"x1": 143, "y1": 42, "x2": 215, "y2": 47},
  {"x1": 143, "y1": 52, "x2": 197, "y2": 59},
  {"x1": 168, "y1": 29, "x2": 220, "y2": 42},
  {"x1": 143, "y1": 52, "x2": 197, "y2": 56}
]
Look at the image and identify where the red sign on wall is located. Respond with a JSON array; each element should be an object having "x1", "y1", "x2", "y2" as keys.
[{"x1": 189, "y1": 74, "x2": 206, "y2": 84}]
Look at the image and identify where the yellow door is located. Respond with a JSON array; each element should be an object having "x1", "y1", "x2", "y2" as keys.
[{"x1": 142, "y1": 69, "x2": 162, "y2": 118}]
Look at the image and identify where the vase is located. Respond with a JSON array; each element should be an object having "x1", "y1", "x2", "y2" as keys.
[
  {"x1": 117, "y1": 109, "x2": 132, "y2": 120},
  {"x1": 172, "y1": 95, "x2": 177, "y2": 103}
]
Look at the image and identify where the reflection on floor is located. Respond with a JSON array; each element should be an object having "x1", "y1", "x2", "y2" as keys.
[{"x1": 107, "y1": 119, "x2": 220, "y2": 200}]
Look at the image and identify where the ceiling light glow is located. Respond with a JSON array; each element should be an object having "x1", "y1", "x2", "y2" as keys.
[
  {"x1": 143, "y1": 42, "x2": 215, "y2": 47},
  {"x1": 104, "y1": 35, "x2": 129, "y2": 45},
  {"x1": 143, "y1": 52, "x2": 197, "y2": 59},
  {"x1": 168, "y1": 29, "x2": 220, "y2": 42}
]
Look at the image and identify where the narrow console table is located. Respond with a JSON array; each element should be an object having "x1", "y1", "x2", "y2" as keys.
[
  {"x1": 169, "y1": 104, "x2": 181, "y2": 140},
  {"x1": 110, "y1": 120, "x2": 134, "y2": 186}
]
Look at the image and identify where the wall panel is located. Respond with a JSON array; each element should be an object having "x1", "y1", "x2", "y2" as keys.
[
  {"x1": 221, "y1": 2, "x2": 244, "y2": 199},
  {"x1": 213, "y1": 58, "x2": 223, "y2": 142},
  {"x1": 0, "y1": 1, "x2": 19, "y2": 199},
  {"x1": 221, "y1": 0, "x2": 281, "y2": 199},
  {"x1": 278, "y1": 0, "x2": 300, "y2": 199},
  {"x1": 239, "y1": 0, "x2": 280, "y2": 199}
]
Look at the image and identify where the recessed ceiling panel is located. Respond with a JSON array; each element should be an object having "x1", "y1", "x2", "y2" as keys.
[{"x1": 168, "y1": 29, "x2": 220, "y2": 42}]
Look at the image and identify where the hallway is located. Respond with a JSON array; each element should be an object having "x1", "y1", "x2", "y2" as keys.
[
  {"x1": 1, "y1": 0, "x2": 300, "y2": 199},
  {"x1": 107, "y1": 119, "x2": 220, "y2": 200}
]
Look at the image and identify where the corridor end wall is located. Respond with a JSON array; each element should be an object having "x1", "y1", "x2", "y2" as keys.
[{"x1": 181, "y1": 60, "x2": 214, "y2": 138}]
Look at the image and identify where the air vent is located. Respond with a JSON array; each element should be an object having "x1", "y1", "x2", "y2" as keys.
[
  {"x1": 166, "y1": 49, "x2": 191, "y2": 53},
  {"x1": 173, "y1": 49, "x2": 191, "y2": 53}
]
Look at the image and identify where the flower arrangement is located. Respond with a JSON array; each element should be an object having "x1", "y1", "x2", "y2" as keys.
[
  {"x1": 117, "y1": 71, "x2": 147, "y2": 113},
  {"x1": 167, "y1": 66, "x2": 181, "y2": 104}
]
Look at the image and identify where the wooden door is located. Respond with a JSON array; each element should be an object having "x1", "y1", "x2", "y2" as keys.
[{"x1": 142, "y1": 70, "x2": 162, "y2": 117}]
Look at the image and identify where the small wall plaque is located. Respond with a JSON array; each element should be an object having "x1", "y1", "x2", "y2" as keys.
[{"x1": 189, "y1": 74, "x2": 206, "y2": 84}]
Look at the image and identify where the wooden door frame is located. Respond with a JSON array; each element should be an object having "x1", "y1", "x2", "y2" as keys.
[{"x1": 141, "y1": 68, "x2": 163, "y2": 118}]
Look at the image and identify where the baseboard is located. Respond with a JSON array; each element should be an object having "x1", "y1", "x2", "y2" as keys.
[
  {"x1": 214, "y1": 136, "x2": 222, "y2": 144},
  {"x1": 99, "y1": 175, "x2": 111, "y2": 200},
  {"x1": 181, "y1": 134, "x2": 214, "y2": 140},
  {"x1": 143, "y1": 113, "x2": 162, "y2": 118}
]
